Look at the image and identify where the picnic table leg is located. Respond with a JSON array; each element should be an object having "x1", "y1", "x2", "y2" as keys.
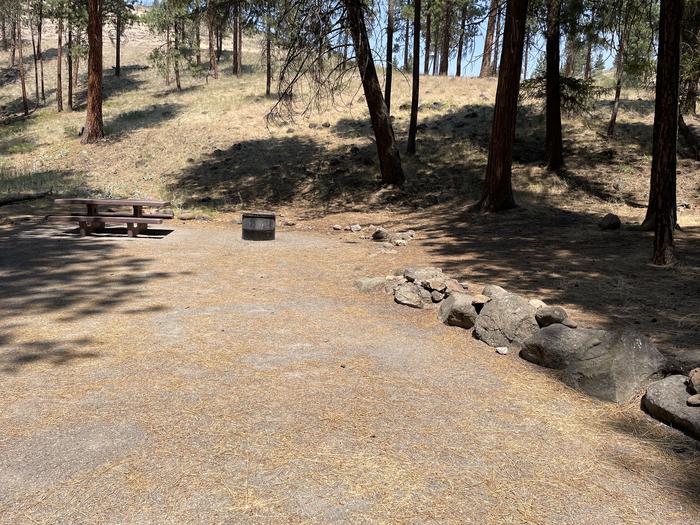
[
  {"x1": 133, "y1": 205, "x2": 148, "y2": 234},
  {"x1": 127, "y1": 223, "x2": 138, "y2": 237},
  {"x1": 87, "y1": 204, "x2": 105, "y2": 233},
  {"x1": 78, "y1": 220, "x2": 89, "y2": 237}
]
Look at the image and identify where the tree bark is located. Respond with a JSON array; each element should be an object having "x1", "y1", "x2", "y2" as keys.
[
  {"x1": 431, "y1": 16, "x2": 439, "y2": 75},
  {"x1": 10, "y1": 18, "x2": 16, "y2": 66},
  {"x1": 56, "y1": 18, "x2": 63, "y2": 112},
  {"x1": 439, "y1": 1, "x2": 451, "y2": 75},
  {"x1": 67, "y1": 26, "x2": 73, "y2": 111},
  {"x1": 238, "y1": 12, "x2": 242, "y2": 73},
  {"x1": 407, "y1": 0, "x2": 421, "y2": 154},
  {"x1": 82, "y1": 0, "x2": 104, "y2": 143},
  {"x1": 207, "y1": 7, "x2": 218, "y2": 78},
  {"x1": 17, "y1": 18, "x2": 29, "y2": 116},
  {"x1": 647, "y1": 0, "x2": 684, "y2": 265},
  {"x1": 195, "y1": 0, "x2": 202, "y2": 66},
  {"x1": 456, "y1": 6, "x2": 466, "y2": 77},
  {"x1": 165, "y1": 26, "x2": 171, "y2": 85},
  {"x1": 115, "y1": 15, "x2": 121, "y2": 77},
  {"x1": 37, "y1": 3, "x2": 45, "y2": 103},
  {"x1": 265, "y1": 21, "x2": 272, "y2": 96},
  {"x1": 31, "y1": 23, "x2": 39, "y2": 105},
  {"x1": 480, "y1": 0, "x2": 497, "y2": 77},
  {"x1": 491, "y1": 2, "x2": 502, "y2": 75},
  {"x1": 475, "y1": 0, "x2": 529, "y2": 212},
  {"x1": 343, "y1": 0, "x2": 404, "y2": 185},
  {"x1": 424, "y1": 5, "x2": 431, "y2": 75},
  {"x1": 385, "y1": 0, "x2": 394, "y2": 111},
  {"x1": 607, "y1": 41, "x2": 625, "y2": 137},
  {"x1": 682, "y1": 78, "x2": 698, "y2": 115},
  {"x1": 403, "y1": 13, "x2": 409, "y2": 70},
  {"x1": 232, "y1": 5, "x2": 239, "y2": 75},
  {"x1": 173, "y1": 21, "x2": 182, "y2": 90},
  {"x1": 73, "y1": 29, "x2": 80, "y2": 87},
  {"x1": 522, "y1": 26, "x2": 529, "y2": 79},
  {"x1": 583, "y1": 37, "x2": 593, "y2": 80},
  {"x1": 545, "y1": 0, "x2": 563, "y2": 171}
]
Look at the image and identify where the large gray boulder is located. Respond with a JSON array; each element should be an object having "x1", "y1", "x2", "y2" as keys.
[
  {"x1": 642, "y1": 375, "x2": 700, "y2": 440},
  {"x1": 562, "y1": 329, "x2": 666, "y2": 403},
  {"x1": 438, "y1": 293, "x2": 478, "y2": 329},
  {"x1": 474, "y1": 293, "x2": 539, "y2": 348},
  {"x1": 394, "y1": 282, "x2": 433, "y2": 309},
  {"x1": 521, "y1": 324, "x2": 607, "y2": 369}
]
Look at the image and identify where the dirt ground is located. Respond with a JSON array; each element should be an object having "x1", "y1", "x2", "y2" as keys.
[{"x1": 0, "y1": 220, "x2": 698, "y2": 524}]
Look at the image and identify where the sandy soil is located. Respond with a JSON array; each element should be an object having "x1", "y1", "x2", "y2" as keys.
[{"x1": 0, "y1": 220, "x2": 698, "y2": 524}]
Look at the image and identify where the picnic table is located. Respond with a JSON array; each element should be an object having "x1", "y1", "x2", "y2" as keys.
[{"x1": 49, "y1": 198, "x2": 173, "y2": 237}]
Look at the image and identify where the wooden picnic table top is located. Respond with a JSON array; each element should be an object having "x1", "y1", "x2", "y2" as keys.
[{"x1": 55, "y1": 198, "x2": 170, "y2": 207}]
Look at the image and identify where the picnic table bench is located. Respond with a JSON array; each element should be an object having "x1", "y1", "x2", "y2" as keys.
[{"x1": 49, "y1": 198, "x2": 173, "y2": 237}]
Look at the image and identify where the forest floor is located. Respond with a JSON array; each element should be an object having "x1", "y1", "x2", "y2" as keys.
[{"x1": 0, "y1": 20, "x2": 699, "y2": 523}]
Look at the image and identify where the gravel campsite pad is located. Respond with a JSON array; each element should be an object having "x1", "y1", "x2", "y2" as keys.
[{"x1": 0, "y1": 222, "x2": 698, "y2": 524}]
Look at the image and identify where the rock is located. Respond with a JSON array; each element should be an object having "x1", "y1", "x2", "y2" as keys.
[
  {"x1": 332, "y1": 224, "x2": 342, "y2": 230},
  {"x1": 496, "y1": 347, "x2": 509, "y2": 355},
  {"x1": 392, "y1": 239, "x2": 408, "y2": 247},
  {"x1": 561, "y1": 318, "x2": 578, "y2": 329},
  {"x1": 404, "y1": 267, "x2": 443, "y2": 283},
  {"x1": 444, "y1": 279, "x2": 466, "y2": 295},
  {"x1": 394, "y1": 282, "x2": 433, "y2": 309},
  {"x1": 598, "y1": 213, "x2": 621, "y2": 231},
  {"x1": 178, "y1": 212, "x2": 197, "y2": 220},
  {"x1": 322, "y1": 121, "x2": 331, "y2": 128},
  {"x1": 529, "y1": 299, "x2": 547, "y2": 309},
  {"x1": 535, "y1": 306, "x2": 569, "y2": 328},
  {"x1": 482, "y1": 284, "x2": 509, "y2": 298},
  {"x1": 372, "y1": 227, "x2": 390, "y2": 241},
  {"x1": 687, "y1": 394, "x2": 700, "y2": 407},
  {"x1": 355, "y1": 277, "x2": 397, "y2": 294},
  {"x1": 438, "y1": 293, "x2": 478, "y2": 329},
  {"x1": 689, "y1": 368, "x2": 700, "y2": 394},
  {"x1": 661, "y1": 349, "x2": 700, "y2": 375},
  {"x1": 642, "y1": 375, "x2": 700, "y2": 440},
  {"x1": 471, "y1": 294, "x2": 491, "y2": 313},
  {"x1": 474, "y1": 293, "x2": 539, "y2": 348},
  {"x1": 349, "y1": 224, "x2": 362, "y2": 232},
  {"x1": 423, "y1": 276, "x2": 449, "y2": 293},
  {"x1": 431, "y1": 290, "x2": 445, "y2": 303},
  {"x1": 521, "y1": 324, "x2": 607, "y2": 369},
  {"x1": 563, "y1": 329, "x2": 667, "y2": 403}
]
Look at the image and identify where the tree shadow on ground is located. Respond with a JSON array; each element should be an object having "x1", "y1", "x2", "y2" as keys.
[
  {"x1": 104, "y1": 102, "x2": 182, "y2": 140},
  {"x1": 167, "y1": 135, "x2": 382, "y2": 210},
  {"x1": 400, "y1": 202, "x2": 700, "y2": 356},
  {"x1": 0, "y1": 220, "x2": 175, "y2": 374},
  {"x1": 72, "y1": 66, "x2": 148, "y2": 110}
]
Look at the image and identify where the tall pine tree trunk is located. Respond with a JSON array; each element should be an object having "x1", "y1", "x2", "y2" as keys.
[
  {"x1": 343, "y1": 0, "x2": 404, "y2": 185},
  {"x1": 265, "y1": 21, "x2": 271, "y2": 96},
  {"x1": 456, "y1": 6, "x2": 466, "y2": 77},
  {"x1": 480, "y1": 0, "x2": 497, "y2": 77},
  {"x1": 56, "y1": 18, "x2": 63, "y2": 112},
  {"x1": 207, "y1": 7, "x2": 218, "y2": 78},
  {"x1": 431, "y1": 16, "x2": 439, "y2": 75},
  {"x1": 195, "y1": 2, "x2": 201, "y2": 66},
  {"x1": 403, "y1": 15, "x2": 409, "y2": 70},
  {"x1": 173, "y1": 21, "x2": 182, "y2": 91},
  {"x1": 37, "y1": 4, "x2": 45, "y2": 103},
  {"x1": 82, "y1": 0, "x2": 104, "y2": 143},
  {"x1": 424, "y1": 5, "x2": 431, "y2": 75},
  {"x1": 522, "y1": 27, "x2": 529, "y2": 79},
  {"x1": 115, "y1": 15, "x2": 121, "y2": 76},
  {"x1": 646, "y1": 0, "x2": 683, "y2": 264},
  {"x1": 545, "y1": 0, "x2": 563, "y2": 171},
  {"x1": 232, "y1": 6, "x2": 239, "y2": 75},
  {"x1": 475, "y1": 0, "x2": 528, "y2": 212},
  {"x1": 607, "y1": 42, "x2": 625, "y2": 137},
  {"x1": 31, "y1": 24, "x2": 39, "y2": 105},
  {"x1": 407, "y1": 0, "x2": 421, "y2": 154},
  {"x1": 66, "y1": 26, "x2": 73, "y2": 111},
  {"x1": 73, "y1": 29, "x2": 80, "y2": 87},
  {"x1": 491, "y1": 2, "x2": 502, "y2": 75},
  {"x1": 385, "y1": 0, "x2": 394, "y2": 111},
  {"x1": 17, "y1": 18, "x2": 29, "y2": 116},
  {"x1": 439, "y1": 2, "x2": 451, "y2": 75}
]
